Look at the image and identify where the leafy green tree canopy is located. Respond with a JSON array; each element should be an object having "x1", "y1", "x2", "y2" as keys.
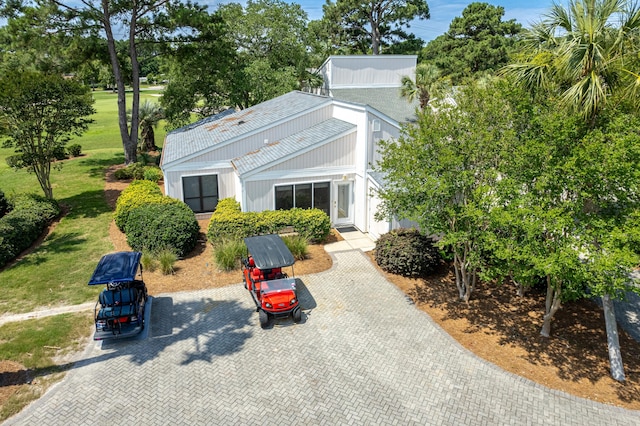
[
  {"x1": 0, "y1": 71, "x2": 95, "y2": 199},
  {"x1": 422, "y1": 2, "x2": 522, "y2": 84},
  {"x1": 318, "y1": 0, "x2": 429, "y2": 55},
  {"x1": 501, "y1": 0, "x2": 640, "y2": 126}
]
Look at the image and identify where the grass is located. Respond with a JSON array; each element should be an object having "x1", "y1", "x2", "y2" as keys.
[
  {"x1": 0, "y1": 88, "x2": 166, "y2": 314},
  {"x1": 0, "y1": 87, "x2": 166, "y2": 420},
  {"x1": 0, "y1": 151, "x2": 121, "y2": 313},
  {"x1": 0, "y1": 312, "x2": 94, "y2": 422}
]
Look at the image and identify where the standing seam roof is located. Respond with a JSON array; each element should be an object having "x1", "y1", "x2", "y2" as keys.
[
  {"x1": 162, "y1": 91, "x2": 332, "y2": 166},
  {"x1": 231, "y1": 118, "x2": 355, "y2": 177}
]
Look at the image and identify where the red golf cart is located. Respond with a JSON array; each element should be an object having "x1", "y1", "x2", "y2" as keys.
[{"x1": 242, "y1": 234, "x2": 302, "y2": 328}]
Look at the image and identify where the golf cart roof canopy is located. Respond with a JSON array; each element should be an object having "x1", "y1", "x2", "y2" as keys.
[
  {"x1": 88, "y1": 251, "x2": 142, "y2": 285},
  {"x1": 244, "y1": 234, "x2": 295, "y2": 269}
]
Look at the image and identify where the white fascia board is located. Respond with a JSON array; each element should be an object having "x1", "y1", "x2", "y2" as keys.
[
  {"x1": 163, "y1": 160, "x2": 233, "y2": 173},
  {"x1": 242, "y1": 166, "x2": 356, "y2": 182},
  {"x1": 330, "y1": 83, "x2": 401, "y2": 89},
  {"x1": 239, "y1": 126, "x2": 357, "y2": 180},
  {"x1": 161, "y1": 99, "x2": 333, "y2": 170},
  {"x1": 326, "y1": 54, "x2": 418, "y2": 61}
]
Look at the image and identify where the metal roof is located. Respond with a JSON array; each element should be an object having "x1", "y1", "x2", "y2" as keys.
[
  {"x1": 231, "y1": 118, "x2": 355, "y2": 177},
  {"x1": 162, "y1": 92, "x2": 332, "y2": 166},
  {"x1": 331, "y1": 87, "x2": 418, "y2": 124}
]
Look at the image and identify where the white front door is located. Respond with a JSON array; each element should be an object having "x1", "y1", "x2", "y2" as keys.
[{"x1": 334, "y1": 181, "x2": 353, "y2": 226}]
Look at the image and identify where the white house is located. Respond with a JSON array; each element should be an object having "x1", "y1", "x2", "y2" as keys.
[{"x1": 160, "y1": 55, "x2": 419, "y2": 239}]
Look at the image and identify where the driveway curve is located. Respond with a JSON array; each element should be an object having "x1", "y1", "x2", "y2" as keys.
[{"x1": 4, "y1": 250, "x2": 640, "y2": 425}]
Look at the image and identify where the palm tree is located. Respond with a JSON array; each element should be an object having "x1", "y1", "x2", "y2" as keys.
[
  {"x1": 502, "y1": 0, "x2": 640, "y2": 126},
  {"x1": 137, "y1": 100, "x2": 164, "y2": 152},
  {"x1": 400, "y1": 63, "x2": 447, "y2": 110}
]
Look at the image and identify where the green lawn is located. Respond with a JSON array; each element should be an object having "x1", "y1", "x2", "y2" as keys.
[
  {"x1": 0, "y1": 312, "x2": 94, "y2": 422},
  {"x1": 0, "y1": 89, "x2": 166, "y2": 313},
  {"x1": 0, "y1": 87, "x2": 171, "y2": 421}
]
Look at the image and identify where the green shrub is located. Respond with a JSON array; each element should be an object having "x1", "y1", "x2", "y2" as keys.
[
  {"x1": 0, "y1": 189, "x2": 9, "y2": 217},
  {"x1": 143, "y1": 166, "x2": 163, "y2": 182},
  {"x1": 52, "y1": 145, "x2": 68, "y2": 160},
  {"x1": 282, "y1": 235, "x2": 308, "y2": 260},
  {"x1": 139, "y1": 152, "x2": 161, "y2": 166},
  {"x1": 6, "y1": 154, "x2": 25, "y2": 169},
  {"x1": 288, "y1": 208, "x2": 331, "y2": 242},
  {"x1": 113, "y1": 161, "x2": 162, "y2": 182},
  {"x1": 67, "y1": 144, "x2": 82, "y2": 157},
  {"x1": 157, "y1": 248, "x2": 177, "y2": 275},
  {"x1": 374, "y1": 228, "x2": 441, "y2": 278},
  {"x1": 212, "y1": 239, "x2": 246, "y2": 271},
  {"x1": 207, "y1": 198, "x2": 331, "y2": 243},
  {"x1": 114, "y1": 163, "x2": 146, "y2": 180},
  {"x1": 125, "y1": 202, "x2": 199, "y2": 257},
  {"x1": 0, "y1": 194, "x2": 60, "y2": 268},
  {"x1": 113, "y1": 180, "x2": 163, "y2": 231}
]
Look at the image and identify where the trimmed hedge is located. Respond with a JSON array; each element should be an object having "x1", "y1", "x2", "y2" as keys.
[
  {"x1": 374, "y1": 228, "x2": 441, "y2": 277},
  {"x1": 113, "y1": 180, "x2": 164, "y2": 231},
  {"x1": 125, "y1": 203, "x2": 200, "y2": 257},
  {"x1": 0, "y1": 194, "x2": 60, "y2": 268},
  {"x1": 207, "y1": 198, "x2": 331, "y2": 242}
]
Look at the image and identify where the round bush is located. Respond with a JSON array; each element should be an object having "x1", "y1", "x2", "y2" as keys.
[
  {"x1": 67, "y1": 144, "x2": 82, "y2": 157},
  {"x1": 374, "y1": 229, "x2": 441, "y2": 277},
  {"x1": 143, "y1": 166, "x2": 163, "y2": 182},
  {"x1": 125, "y1": 202, "x2": 200, "y2": 257},
  {"x1": 114, "y1": 180, "x2": 163, "y2": 231}
]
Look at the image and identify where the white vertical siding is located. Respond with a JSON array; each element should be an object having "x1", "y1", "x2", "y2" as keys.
[
  {"x1": 244, "y1": 174, "x2": 349, "y2": 213},
  {"x1": 164, "y1": 167, "x2": 236, "y2": 205},
  {"x1": 261, "y1": 133, "x2": 357, "y2": 172},
  {"x1": 369, "y1": 113, "x2": 400, "y2": 169},
  {"x1": 322, "y1": 56, "x2": 417, "y2": 88},
  {"x1": 367, "y1": 180, "x2": 391, "y2": 240}
]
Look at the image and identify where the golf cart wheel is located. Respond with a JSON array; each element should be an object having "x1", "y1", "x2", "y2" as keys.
[
  {"x1": 293, "y1": 306, "x2": 302, "y2": 323},
  {"x1": 259, "y1": 310, "x2": 270, "y2": 329}
]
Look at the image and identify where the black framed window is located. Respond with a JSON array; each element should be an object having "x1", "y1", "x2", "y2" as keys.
[
  {"x1": 183, "y1": 175, "x2": 219, "y2": 213},
  {"x1": 275, "y1": 182, "x2": 329, "y2": 215}
]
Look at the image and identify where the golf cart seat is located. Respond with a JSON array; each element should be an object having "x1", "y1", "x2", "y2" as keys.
[{"x1": 99, "y1": 288, "x2": 137, "y2": 306}]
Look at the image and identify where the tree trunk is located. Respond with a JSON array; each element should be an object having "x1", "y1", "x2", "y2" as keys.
[
  {"x1": 143, "y1": 126, "x2": 157, "y2": 151},
  {"x1": 540, "y1": 276, "x2": 561, "y2": 337},
  {"x1": 32, "y1": 159, "x2": 53, "y2": 199},
  {"x1": 369, "y1": 14, "x2": 380, "y2": 54},
  {"x1": 511, "y1": 274, "x2": 527, "y2": 297},
  {"x1": 128, "y1": 7, "x2": 141, "y2": 162},
  {"x1": 453, "y1": 248, "x2": 474, "y2": 302},
  {"x1": 602, "y1": 294, "x2": 625, "y2": 382},
  {"x1": 102, "y1": 0, "x2": 137, "y2": 165}
]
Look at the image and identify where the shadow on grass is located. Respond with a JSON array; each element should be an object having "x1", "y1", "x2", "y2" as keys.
[
  {"x1": 58, "y1": 190, "x2": 113, "y2": 219},
  {"x1": 79, "y1": 153, "x2": 124, "y2": 179},
  {"x1": 13, "y1": 232, "x2": 88, "y2": 268}
]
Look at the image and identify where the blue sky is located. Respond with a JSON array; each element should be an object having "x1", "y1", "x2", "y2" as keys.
[{"x1": 210, "y1": 1, "x2": 555, "y2": 42}]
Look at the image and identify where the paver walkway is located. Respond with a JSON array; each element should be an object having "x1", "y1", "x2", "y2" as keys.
[{"x1": 4, "y1": 248, "x2": 639, "y2": 426}]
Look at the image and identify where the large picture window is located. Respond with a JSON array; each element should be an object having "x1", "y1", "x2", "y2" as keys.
[
  {"x1": 183, "y1": 175, "x2": 219, "y2": 213},
  {"x1": 275, "y1": 182, "x2": 330, "y2": 216}
]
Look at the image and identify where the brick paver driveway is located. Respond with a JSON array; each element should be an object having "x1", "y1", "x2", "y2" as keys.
[{"x1": 5, "y1": 251, "x2": 640, "y2": 425}]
